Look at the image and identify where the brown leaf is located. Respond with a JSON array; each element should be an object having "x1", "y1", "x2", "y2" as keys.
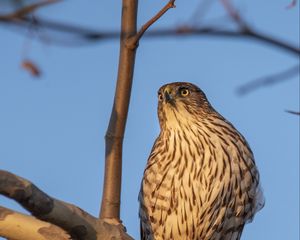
[{"x1": 21, "y1": 59, "x2": 41, "y2": 77}]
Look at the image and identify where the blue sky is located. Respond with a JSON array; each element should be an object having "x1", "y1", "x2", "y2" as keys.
[{"x1": 0, "y1": 1, "x2": 299, "y2": 239}]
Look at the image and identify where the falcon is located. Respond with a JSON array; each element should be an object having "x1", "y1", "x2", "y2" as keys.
[{"x1": 139, "y1": 82, "x2": 264, "y2": 240}]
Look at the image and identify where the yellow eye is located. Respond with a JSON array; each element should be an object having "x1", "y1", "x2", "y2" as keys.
[
  {"x1": 158, "y1": 92, "x2": 163, "y2": 101},
  {"x1": 180, "y1": 88, "x2": 189, "y2": 97}
]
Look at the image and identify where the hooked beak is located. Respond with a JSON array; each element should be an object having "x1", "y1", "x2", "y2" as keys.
[
  {"x1": 164, "y1": 91, "x2": 172, "y2": 102},
  {"x1": 164, "y1": 89, "x2": 176, "y2": 107}
]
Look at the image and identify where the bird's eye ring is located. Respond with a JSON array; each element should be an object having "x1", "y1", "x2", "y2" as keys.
[
  {"x1": 158, "y1": 92, "x2": 163, "y2": 101},
  {"x1": 180, "y1": 88, "x2": 189, "y2": 97}
]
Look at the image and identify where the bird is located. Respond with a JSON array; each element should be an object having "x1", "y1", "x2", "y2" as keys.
[{"x1": 139, "y1": 82, "x2": 264, "y2": 240}]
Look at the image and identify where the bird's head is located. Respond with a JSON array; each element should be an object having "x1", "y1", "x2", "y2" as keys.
[{"x1": 157, "y1": 82, "x2": 213, "y2": 130}]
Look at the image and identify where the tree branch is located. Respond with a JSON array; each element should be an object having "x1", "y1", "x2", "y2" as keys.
[
  {"x1": 237, "y1": 64, "x2": 299, "y2": 95},
  {"x1": 100, "y1": 0, "x2": 138, "y2": 221},
  {"x1": 0, "y1": 170, "x2": 133, "y2": 240},
  {"x1": 285, "y1": 110, "x2": 300, "y2": 115},
  {"x1": 0, "y1": 206, "x2": 70, "y2": 240},
  {"x1": 146, "y1": 27, "x2": 300, "y2": 56},
  {"x1": 243, "y1": 28, "x2": 299, "y2": 55},
  {"x1": 100, "y1": 0, "x2": 176, "y2": 221},
  {"x1": 0, "y1": 170, "x2": 98, "y2": 239},
  {"x1": 286, "y1": 0, "x2": 297, "y2": 9},
  {"x1": 218, "y1": 0, "x2": 298, "y2": 55},
  {"x1": 219, "y1": 0, "x2": 246, "y2": 27},
  {"x1": 0, "y1": 15, "x2": 298, "y2": 55},
  {"x1": 127, "y1": 0, "x2": 176, "y2": 48},
  {"x1": 5, "y1": 0, "x2": 61, "y2": 18}
]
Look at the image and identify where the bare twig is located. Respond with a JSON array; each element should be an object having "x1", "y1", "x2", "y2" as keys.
[
  {"x1": 237, "y1": 64, "x2": 299, "y2": 95},
  {"x1": 218, "y1": 0, "x2": 299, "y2": 58},
  {"x1": 243, "y1": 28, "x2": 299, "y2": 55},
  {"x1": 1, "y1": 15, "x2": 298, "y2": 56},
  {"x1": 220, "y1": 0, "x2": 245, "y2": 26},
  {"x1": 4, "y1": 0, "x2": 60, "y2": 18},
  {"x1": 286, "y1": 0, "x2": 297, "y2": 9},
  {"x1": 0, "y1": 206, "x2": 70, "y2": 240},
  {"x1": 147, "y1": 27, "x2": 300, "y2": 55},
  {"x1": 285, "y1": 110, "x2": 300, "y2": 115},
  {"x1": 127, "y1": 0, "x2": 176, "y2": 48},
  {"x1": 188, "y1": 0, "x2": 215, "y2": 25}
]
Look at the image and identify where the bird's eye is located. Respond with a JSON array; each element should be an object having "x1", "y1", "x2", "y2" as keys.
[
  {"x1": 180, "y1": 88, "x2": 189, "y2": 97},
  {"x1": 158, "y1": 92, "x2": 163, "y2": 101}
]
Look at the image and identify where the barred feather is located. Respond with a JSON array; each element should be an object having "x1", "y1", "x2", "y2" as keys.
[{"x1": 139, "y1": 82, "x2": 264, "y2": 240}]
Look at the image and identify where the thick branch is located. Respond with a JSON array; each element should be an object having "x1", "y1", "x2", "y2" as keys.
[
  {"x1": 0, "y1": 170, "x2": 98, "y2": 239},
  {"x1": 0, "y1": 206, "x2": 70, "y2": 240},
  {"x1": 0, "y1": 170, "x2": 133, "y2": 240}
]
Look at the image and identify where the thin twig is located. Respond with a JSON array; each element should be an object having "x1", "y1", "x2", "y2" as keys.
[
  {"x1": 220, "y1": 0, "x2": 244, "y2": 25},
  {"x1": 285, "y1": 110, "x2": 300, "y2": 115},
  {"x1": 218, "y1": 0, "x2": 299, "y2": 59},
  {"x1": 188, "y1": 0, "x2": 215, "y2": 25},
  {"x1": 237, "y1": 64, "x2": 299, "y2": 95},
  {"x1": 6, "y1": 0, "x2": 60, "y2": 18},
  {"x1": 1, "y1": 16, "x2": 298, "y2": 56},
  {"x1": 244, "y1": 28, "x2": 299, "y2": 55},
  {"x1": 128, "y1": 0, "x2": 176, "y2": 48},
  {"x1": 286, "y1": 0, "x2": 297, "y2": 9},
  {"x1": 147, "y1": 27, "x2": 300, "y2": 55}
]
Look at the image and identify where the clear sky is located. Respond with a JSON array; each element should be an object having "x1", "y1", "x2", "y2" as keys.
[{"x1": 0, "y1": 1, "x2": 299, "y2": 239}]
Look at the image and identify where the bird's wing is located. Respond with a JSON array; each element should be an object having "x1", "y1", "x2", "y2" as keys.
[{"x1": 140, "y1": 221, "x2": 146, "y2": 240}]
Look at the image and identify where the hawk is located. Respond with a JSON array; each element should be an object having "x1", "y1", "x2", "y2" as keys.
[{"x1": 139, "y1": 82, "x2": 264, "y2": 240}]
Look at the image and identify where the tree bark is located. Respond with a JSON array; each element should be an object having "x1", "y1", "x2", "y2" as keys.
[
  {"x1": 0, "y1": 206, "x2": 70, "y2": 240},
  {"x1": 0, "y1": 170, "x2": 133, "y2": 240}
]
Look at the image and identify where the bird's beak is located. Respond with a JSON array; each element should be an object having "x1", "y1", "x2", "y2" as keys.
[
  {"x1": 164, "y1": 87, "x2": 175, "y2": 106},
  {"x1": 164, "y1": 91, "x2": 172, "y2": 102}
]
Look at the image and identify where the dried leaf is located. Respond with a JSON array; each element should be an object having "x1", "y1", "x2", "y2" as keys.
[{"x1": 21, "y1": 59, "x2": 41, "y2": 77}]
